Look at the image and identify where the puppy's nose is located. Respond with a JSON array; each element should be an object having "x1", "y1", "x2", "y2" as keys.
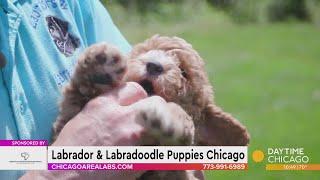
[{"x1": 146, "y1": 62, "x2": 164, "y2": 76}]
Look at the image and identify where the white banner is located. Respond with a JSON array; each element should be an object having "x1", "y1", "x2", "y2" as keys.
[
  {"x1": 48, "y1": 146, "x2": 248, "y2": 164},
  {"x1": 0, "y1": 146, "x2": 47, "y2": 170}
]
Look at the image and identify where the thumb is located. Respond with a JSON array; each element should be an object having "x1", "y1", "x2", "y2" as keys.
[{"x1": 101, "y1": 82, "x2": 148, "y2": 106}]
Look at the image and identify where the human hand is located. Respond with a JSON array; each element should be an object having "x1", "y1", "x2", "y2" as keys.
[
  {"x1": 53, "y1": 82, "x2": 150, "y2": 146},
  {"x1": 21, "y1": 82, "x2": 157, "y2": 180}
]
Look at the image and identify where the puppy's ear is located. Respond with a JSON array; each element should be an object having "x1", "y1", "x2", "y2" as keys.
[{"x1": 197, "y1": 104, "x2": 250, "y2": 146}]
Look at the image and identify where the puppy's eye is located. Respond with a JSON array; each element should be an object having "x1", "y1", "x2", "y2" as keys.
[{"x1": 181, "y1": 68, "x2": 188, "y2": 79}]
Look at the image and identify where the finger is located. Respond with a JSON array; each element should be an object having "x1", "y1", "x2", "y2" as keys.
[
  {"x1": 129, "y1": 96, "x2": 166, "y2": 110},
  {"x1": 101, "y1": 82, "x2": 148, "y2": 106}
]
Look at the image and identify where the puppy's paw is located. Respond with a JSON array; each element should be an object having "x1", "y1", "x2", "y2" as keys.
[
  {"x1": 136, "y1": 97, "x2": 194, "y2": 145},
  {"x1": 74, "y1": 43, "x2": 127, "y2": 94},
  {"x1": 167, "y1": 102, "x2": 195, "y2": 145}
]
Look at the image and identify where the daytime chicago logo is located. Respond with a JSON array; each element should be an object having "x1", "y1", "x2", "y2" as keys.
[
  {"x1": 267, "y1": 148, "x2": 309, "y2": 164},
  {"x1": 251, "y1": 148, "x2": 320, "y2": 171},
  {"x1": 252, "y1": 148, "x2": 309, "y2": 164}
]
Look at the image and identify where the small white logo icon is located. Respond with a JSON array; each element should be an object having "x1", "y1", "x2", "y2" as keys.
[{"x1": 21, "y1": 152, "x2": 30, "y2": 160}]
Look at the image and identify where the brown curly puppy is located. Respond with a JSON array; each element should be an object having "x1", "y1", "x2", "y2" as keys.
[{"x1": 52, "y1": 35, "x2": 250, "y2": 180}]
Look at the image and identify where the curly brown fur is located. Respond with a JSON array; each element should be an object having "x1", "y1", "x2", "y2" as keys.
[
  {"x1": 127, "y1": 35, "x2": 250, "y2": 146},
  {"x1": 53, "y1": 35, "x2": 250, "y2": 180}
]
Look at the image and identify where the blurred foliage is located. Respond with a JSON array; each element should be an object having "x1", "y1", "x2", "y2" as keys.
[
  {"x1": 109, "y1": 0, "x2": 184, "y2": 15},
  {"x1": 207, "y1": 0, "x2": 320, "y2": 24},
  {"x1": 305, "y1": 0, "x2": 320, "y2": 26},
  {"x1": 267, "y1": 0, "x2": 309, "y2": 21},
  {"x1": 103, "y1": 0, "x2": 203, "y2": 23},
  {"x1": 103, "y1": 0, "x2": 320, "y2": 25}
]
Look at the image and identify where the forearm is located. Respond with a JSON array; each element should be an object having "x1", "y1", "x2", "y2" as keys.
[
  {"x1": 20, "y1": 169, "x2": 142, "y2": 180},
  {"x1": 20, "y1": 114, "x2": 94, "y2": 180},
  {"x1": 52, "y1": 112, "x2": 101, "y2": 146},
  {"x1": 20, "y1": 170, "x2": 79, "y2": 180}
]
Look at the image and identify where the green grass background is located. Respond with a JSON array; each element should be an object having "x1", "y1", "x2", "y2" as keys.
[{"x1": 107, "y1": 5, "x2": 320, "y2": 179}]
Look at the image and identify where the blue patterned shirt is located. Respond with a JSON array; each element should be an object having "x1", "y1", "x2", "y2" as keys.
[{"x1": 0, "y1": 0, "x2": 130, "y2": 178}]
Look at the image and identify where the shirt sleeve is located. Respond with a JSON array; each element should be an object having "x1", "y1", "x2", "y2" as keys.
[{"x1": 77, "y1": 0, "x2": 131, "y2": 53}]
